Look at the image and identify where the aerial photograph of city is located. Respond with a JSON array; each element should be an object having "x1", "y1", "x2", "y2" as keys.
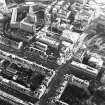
[{"x1": 0, "y1": 0, "x2": 105, "y2": 105}]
